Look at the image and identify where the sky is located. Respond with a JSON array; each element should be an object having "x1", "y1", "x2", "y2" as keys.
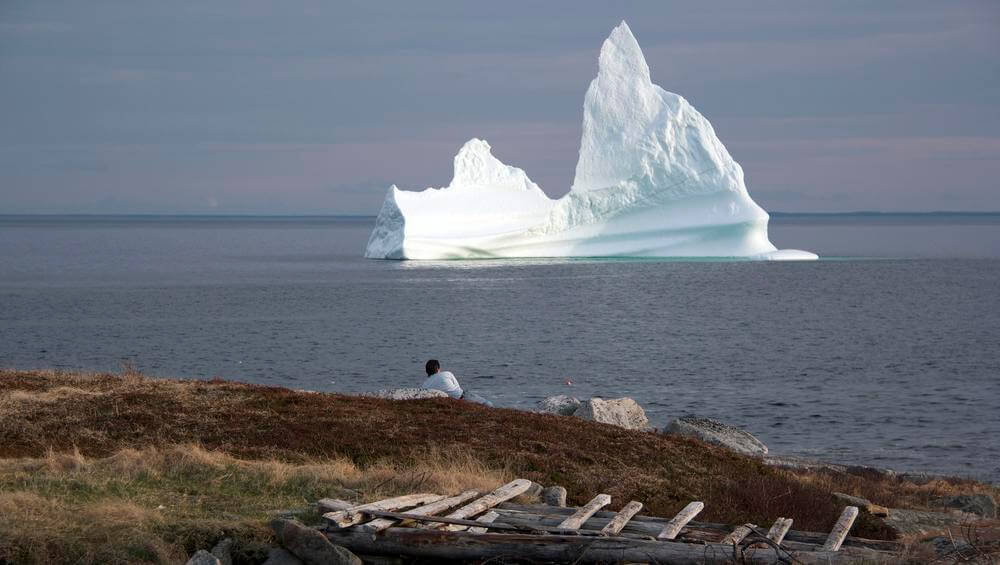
[{"x1": 1, "y1": 1, "x2": 998, "y2": 214}]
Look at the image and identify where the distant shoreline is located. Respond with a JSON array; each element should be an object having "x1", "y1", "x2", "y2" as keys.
[{"x1": 2, "y1": 211, "x2": 1000, "y2": 220}]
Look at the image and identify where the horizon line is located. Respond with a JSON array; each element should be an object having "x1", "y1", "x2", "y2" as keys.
[{"x1": 2, "y1": 211, "x2": 1000, "y2": 218}]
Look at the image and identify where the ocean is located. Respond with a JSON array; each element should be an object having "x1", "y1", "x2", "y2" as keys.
[{"x1": 1, "y1": 214, "x2": 998, "y2": 482}]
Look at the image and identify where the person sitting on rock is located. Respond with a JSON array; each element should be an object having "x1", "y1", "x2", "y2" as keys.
[{"x1": 421, "y1": 359, "x2": 463, "y2": 399}]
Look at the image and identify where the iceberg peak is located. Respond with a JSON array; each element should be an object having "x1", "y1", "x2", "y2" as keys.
[
  {"x1": 363, "y1": 23, "x2": 817, "y2": 261},
  {"x1": 597, "y1": 21, "x2": 651, "y2": 86},
  {"x1": 450, "y1": 138, "x2": 542, "y2": 194}
]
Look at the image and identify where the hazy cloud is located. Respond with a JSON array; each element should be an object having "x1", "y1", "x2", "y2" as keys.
[{"x1": 1, "y1": 1, "x2": 998, "y2": 213}]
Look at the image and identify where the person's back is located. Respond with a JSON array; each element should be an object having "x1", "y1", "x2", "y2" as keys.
[{"x1": 421, "y1": 359, "x2": 463, "y2": 399}]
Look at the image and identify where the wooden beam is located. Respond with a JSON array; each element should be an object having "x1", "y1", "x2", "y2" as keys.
[
  {"x1": 557, "y1": 494, "x2": 612, "y2": 530},
  {"x1": 467, "y1": 510, "x2": 500, "y2": 534},
  {"x1": 357, "y1": 490, "x2": 480, "y2": 533},
  {"x1": 430, "y1": 479, "x2": 532, "y2": 531},
  {"x1": 323, "y1": 493, "x2": 445, "y2": 528},
  {"x1": 600, "y1": 500, "x2": 643, "y2": 536},
  {"x1": 767, "y1": 517, "x2": 793, "y2": 545},
  {"x1": 356, "y1": 509, "x2": 599, "y2": 535},
  {"x1": 721, "y1": 523, "x2": 757, "y2": 545},
  {"x1": 657, "y1": 501, "x2": 704, "y2": 540},
  {"x1": 496, "y1": 503, "x2": 901, "y2": 553},
  {"x1": 325, "y1": 526, "x2": 869, "y2": 564},
  {"x1": 317, "y1": 498, "x2": 354, "y2": 513},
  {"x1": 822, "y1": 506, "x2": 859, "y2": 552}
]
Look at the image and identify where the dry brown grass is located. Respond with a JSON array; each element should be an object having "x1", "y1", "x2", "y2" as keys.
[
  {"x1": 2, "y1": 368, "x2": 998, "y2": 564},
  {"x1": 0, "y1": 444, "x2": 512, "y2": 564}
]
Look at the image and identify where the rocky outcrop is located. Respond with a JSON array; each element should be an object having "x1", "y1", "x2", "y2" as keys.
[
  {"x1": 271, "y1": 518, "x2": 362, "y2": 565},
  {"x1": 664, "y1": 416, "x2": 767, "y2": 456},
  {"x1": 366, "y1": 388, "x2": 448, "y2": 400},
  {"x1": 763, "y1": 455, "x2": 897, "y2": 479},
  {"x1": 930, "y1": 493, "x2": 996, "y2": 518},
  {"x1": 573, "y1": 397, "x2": 649, "y2": 430},
  {"x1": 535, "y1": 395, "x2": 581, "y2": 415},
  {"x1": 880, "y1": 508, "x2": 981, "y2": 536}
]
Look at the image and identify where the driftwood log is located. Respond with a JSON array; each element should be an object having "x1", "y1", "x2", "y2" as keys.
[
  {"x1": 557, "y1": 494, "x2": 611, "y2": 530},
  {"x1": 822, "y1": 506, "x2": 859, "y2": 551},
  {"x1": 493, "y1": 503, "x2": 900, "y2": 552},
  {"x1": 600, "y1": 500, "x2": 642, "y2": 535},
  {"x1": 325, "y1": 527, "x2": 875, "y2": 564},
  {"x1": 658, "y1": 501, "x2": 704, "y2": 539},
  {"x1": 358, "y1": 490, "x2": 480, "y2": 533},
  {"x1": 430, "y1": 479, "x2": 531, "y2": 531},
  {"x1": 323, "y1": 493, "x2": 445, "y2": 528}
]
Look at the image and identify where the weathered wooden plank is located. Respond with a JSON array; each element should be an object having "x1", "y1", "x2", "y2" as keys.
[
  {"x1": 323, "y1": 493, "x2": 445, "y2": 528},
  {"x1": 657, "y1": 501, "x2": 704, "y2": 540},
  {"x1": 431, "y1": 479, "x2": 532, "y2": 531},
  {"x1": 600, "y1": 500, "x2": 643, "y2": 536},
  {"x1": 822, "y1": 506, "x2": 859, "y2": 552},
  {"x1": 357, "y1": 490, "x2": 480, "y2": 533},
  {"x1": 495, "y1": 503, "x2": 901, "y2": 553},
  {"x1": 767, "y1": 517, "x2": 793, "y2": 544},
  {"x1": 557, "y1": 494, "x2": 611, "y2": 530},
  {"x1": 325, "y1": 526, "x2": 871, "y2": 564},
  {"x1": 467, "y1": 510, "x2": 500, "y2": 534},
  {"x1": 357, "y1": 509, "x2": 600, "y2": 535},
  {"x1": 317, "y1": 498, "x2": 354, "y2": 513},
  {"x1": 721, "y1": 523, "x2": 757, "y2": 545}
]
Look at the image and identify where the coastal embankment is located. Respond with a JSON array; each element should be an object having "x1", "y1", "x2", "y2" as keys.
[{"x1": 1, "y1": 369, "x2": 997, "y2": 564}]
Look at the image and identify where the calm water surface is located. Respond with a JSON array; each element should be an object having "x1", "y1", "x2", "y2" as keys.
[{"x1": 1, "y1": 214, "x2": 998, "y2": 482}]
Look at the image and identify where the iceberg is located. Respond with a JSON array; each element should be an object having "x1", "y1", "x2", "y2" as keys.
[{"x1": 365, "y1": 22, "x2": 817, "y2": 261}]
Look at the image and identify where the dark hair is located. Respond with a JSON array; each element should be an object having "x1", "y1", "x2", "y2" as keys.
[{"x1": 425, "y1": 359, "x2": 440, "y2": 376}]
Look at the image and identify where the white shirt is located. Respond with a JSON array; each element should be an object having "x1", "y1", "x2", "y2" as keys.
[{"x1": 422, "y1": 370, "x2": 463, "y2": 399}]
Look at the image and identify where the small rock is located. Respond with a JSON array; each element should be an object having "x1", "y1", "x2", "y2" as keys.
[
  {"x1": 186, "y1": 550, "x2": 221, "y2": 565},
  {"x1": 663, "y1": 416, "x2": 767, "y2": 456},
  {"x1": 210, "y1": 538, "x2": 233, "y2": 565},
  {"x1": 930, "y1": 493, "x2": 997, "y2": 518},
  {"x1": 524, "y1": 481, "x2": 543, "y2": 497},
  {"x1": 542, "y1": 485, "x2": 567, "y2": 507},
  {"x1": 535, "y1": 395, "x2": 581, "y2": 415},
  {"x1": 262, "y1": 548, "x2": 304, "y2": 565},
  {"x1": 271, "y1": 518, "x2": 362, "y2": 565},
  {"x1": 365, "y1": 388, "x2": 448, "y2": 400},
  {"x1": 574, "y1": 397, "x2": 649, "y2": 430}
]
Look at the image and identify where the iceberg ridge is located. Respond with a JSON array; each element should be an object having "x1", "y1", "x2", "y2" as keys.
[{"x1": 364, "y1": 21, "x2": 817, "y2": 261}]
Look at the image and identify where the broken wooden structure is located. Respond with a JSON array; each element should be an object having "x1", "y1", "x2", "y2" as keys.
[{"x1": 321, "y1": 479, "x2": 901, "y2": 564}]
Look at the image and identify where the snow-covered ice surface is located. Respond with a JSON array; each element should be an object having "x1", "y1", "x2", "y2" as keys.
[{"x1": 365, "y1": 22, "x2": 817, "y2": 261}]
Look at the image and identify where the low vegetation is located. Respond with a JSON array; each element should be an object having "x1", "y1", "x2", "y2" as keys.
[{"x1": 1, "y1": 369, "x2": 996, "y2": 564}]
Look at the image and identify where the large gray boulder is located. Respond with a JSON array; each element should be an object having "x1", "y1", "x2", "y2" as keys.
[
  {"x1": 930, "y1": 493, "x2": 996, "y2": 518},
  {"x1": 210, "y1": 538, "x2": 233, "y2": 565},
  {"x1": 664, "y1": 416, "x2": 768, "y2": 456},
  {"x1": 366, "y1": 388, "x2": 448, "y2": 400},
  {"x1": 573, "y1": 397, "x2": 649, "y2": 430},
  {"x1": 262, "y1": 548, "x2": 304, "y2": 565},
  {"x1": 271, "y1": 518, "x2": 362, "y2": 565},
  {"x1": 535, "y1": 395, "x2": 581, "y2": 415},
  {"x1": 186, "y1": 550, "x2": 220, "y2": 565}
]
